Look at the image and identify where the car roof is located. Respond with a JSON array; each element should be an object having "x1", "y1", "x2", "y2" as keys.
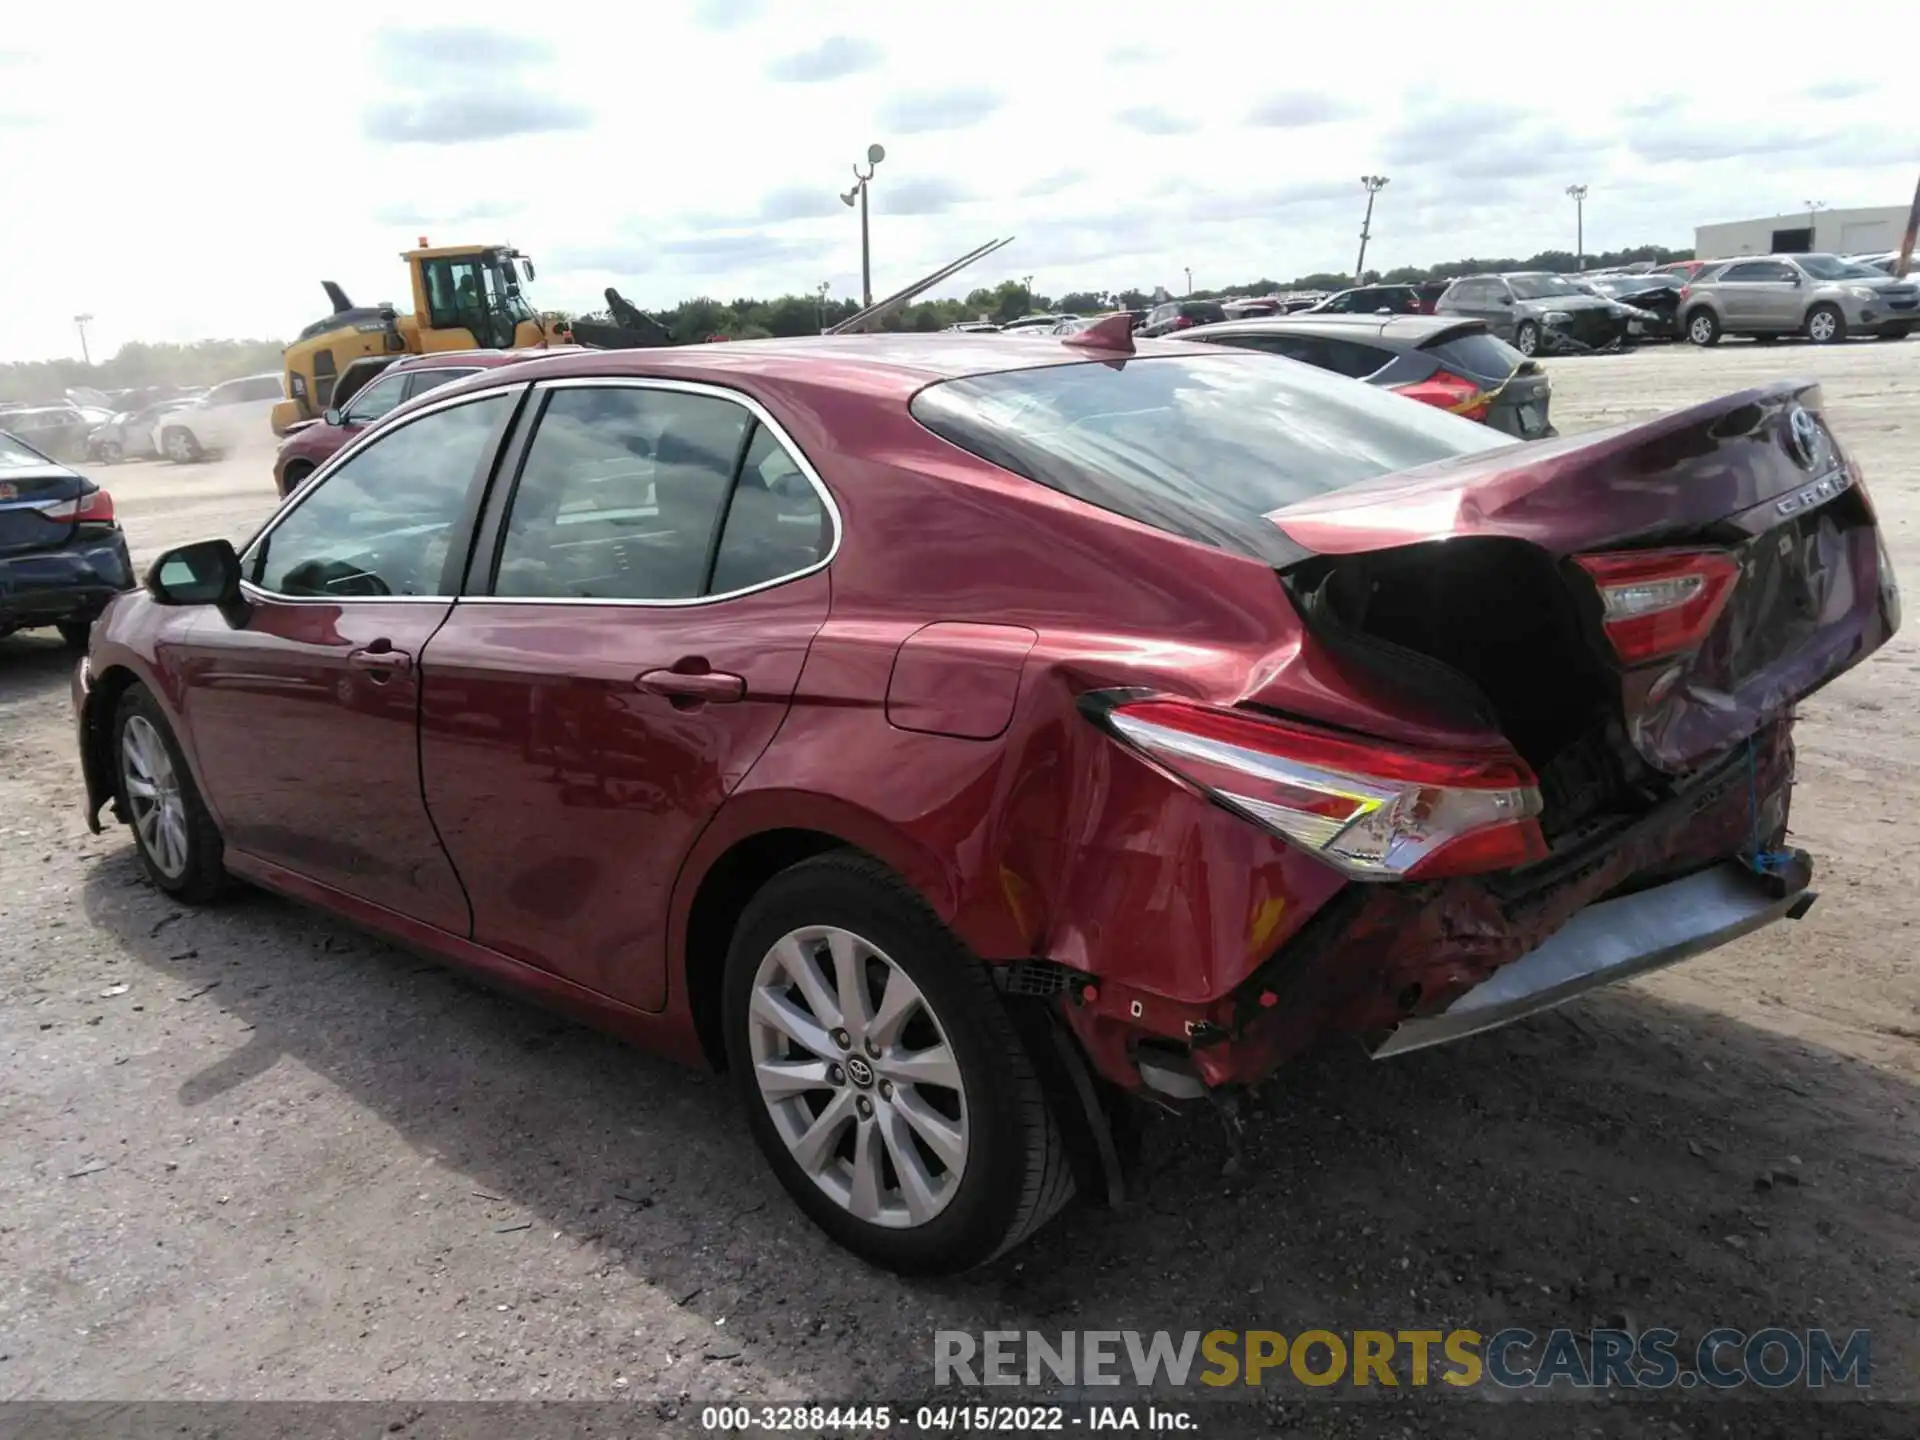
[
  {"x1": 1182, "y1": 313, "x2": 1485, "y2": 345},
  {"x1": 441, "y1": 334, "x2": 1206, "y2": 397},
  {"x1": 388, "y1": 347, "x2": 551, "y2": 372}
]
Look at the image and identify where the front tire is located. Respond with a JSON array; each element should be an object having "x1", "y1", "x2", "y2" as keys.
[
  {"x1": 1805, "y1": 304, "x2": 1846, "y2": 344},
  {"x1": 1686, "y1": 308, "x2": 1722, "y2": 346},
  {"x1": 112, "y1": 685, "x2": 227, "y2": 902},
  {"x1": 162, "y1": 427, "x2": 202, "y2": 464},
  {"x1": 1512, "y1": 320, "x2": 1541, "y2": 356},
  {"x1": 101, "y1": 440, "x2": 124, "y2": 464},
  {"x1": 722, "y1": 852, "x2": 1075, "y2": 1274},
  {"x1": 57, "y1": 619, "x2": 92, "y2": 651}
]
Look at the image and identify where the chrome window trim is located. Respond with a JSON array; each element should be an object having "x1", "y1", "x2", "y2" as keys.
[
  {"x1": 240, "y1": 385, "x2": 528, "y2": 605},
  {"x1": 457, "y1": 375, "x2": 843, "y2": 610}
]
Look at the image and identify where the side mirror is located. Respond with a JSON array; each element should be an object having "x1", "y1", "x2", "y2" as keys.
[
  {"x1": 147, "y1": 538, "x2": 249, "y2": 628},
  {"x1": 521, "y1": 258, "x2": 537, "y2": 282},
  {"x1": 324, "y1": 407, "x2": 343, "y2": 427}
]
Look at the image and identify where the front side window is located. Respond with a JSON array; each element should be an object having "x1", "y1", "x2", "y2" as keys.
[
  {"x1": 493, "y1": 387, "x2": 750, "y2": 601},
  {"x1": 247, "y1": 394, "x2": 509, "y2": 598},
  {"x1": 1506, "y1": 275, "x2": 1580, "y2": 301},
  {"x1": 239, "y1": 376, "x2": 284, "y2": 403},
  {"x1": 912, "y1": 353, "x2": 1512, "y2": 565},
  {"x1": 343, "y1": 373, "x2": 407, "y2": 425},
  {"x1": 405, "y1": 367, "x2": 480, "y2": 401}
]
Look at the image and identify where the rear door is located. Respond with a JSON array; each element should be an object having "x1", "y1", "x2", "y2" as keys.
[
  {"x1": 418, "y1": 379, "x2": 834, "y2": 1011},
  {"x1": 1714, "y1": 261, "x2": 1797, "y2": 327}
]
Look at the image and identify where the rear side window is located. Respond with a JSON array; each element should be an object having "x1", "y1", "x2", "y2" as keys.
[
  {"x1": 493, "y1": 386, "x2": 750, "y2": 601},
  {"x1": 709, "y1": 425, "x2": 832, "y2": 594},
  {"x1": 1422, "y1": 329, "x2": 1524, "y2": 381},
  {"x1": 238, "y1": 376, "x2": 284, "y2": 403},
  {"x1": 910, "y1": 354, "x2": 1513, "y2": 564},
  {"x1": 405, "y1": 367, "x2": 481, "y2": 401}
]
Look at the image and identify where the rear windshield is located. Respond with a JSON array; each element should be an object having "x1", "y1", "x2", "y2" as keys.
[
  {"x1": 1183, "y1": 302, "x2": 1228, "y2": 323},
  {"x1": 0, "y1": 432, "x2": 51, "y2": 467},
  {"x1": 1422, "y1": 329, "x2": 1525, "y2": 381},
  {"x1": 909, "y1": 354, "x2": 1513, "y2": 564}
]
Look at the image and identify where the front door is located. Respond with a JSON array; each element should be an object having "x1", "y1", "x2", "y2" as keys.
[
  {"x1": 177, "y1": 388, "x2": 520, "y2": 931},
  {"x1": 418, "y1": 381, "x2": 836, "y2": 1011}
]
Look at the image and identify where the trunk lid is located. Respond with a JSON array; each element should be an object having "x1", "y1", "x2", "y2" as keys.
[
  {"x1": 1269, "y1": 381, "x2": 1899, "y2": 775},
  {"x1": 0, "y1": 465, "x2": 85, "y2": 555}
]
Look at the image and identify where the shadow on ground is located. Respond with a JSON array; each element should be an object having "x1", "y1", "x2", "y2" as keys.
[{"x1": 76, "y1": 843, "x2": 1920, "y2": 1431}]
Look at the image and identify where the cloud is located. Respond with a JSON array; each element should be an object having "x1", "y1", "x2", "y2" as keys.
[
  {"x1": 878, "y1": 86, "x2": 1003, "y2": 133},
  {"x1": 0, "y1": 111, "x2": 37, "y2": 128},
  {"x1": 1804, "y1": 78, "x2": 1878, "y2": 102},
  {"x1": 1246, "y1": 92, "x2": 1358, "y2": 128},
  {"x1": 1623, "y1": 117, "x2": 1828, "y2": 164},
  {"x1": 878, "y1": 177, "x2": 976, "y2": 216},
  {"x1": 1183, "y1": 180, "x2": 1357, "y2": 222},
  {"x1": 1020, "y1": 167, "x2": 1090, "y2": 198},
  {"x1": 657, "y1": 233, "x2": 836, "y2": 273},
  {"x1": 363, "y1": 91, "x2": 593, "y2": 144},
  {"x1": 1104, "y1": 42, "x2": 1153, "y2": 65},
  {"x1": 372, "y1": 25, "x2": 549, "y2": 74},
  {"x1": 1618, "y1": 92, "x2": 1683, "y2": 121},
  {"x1": 766, "y1": 35, "x2": 883, "y2": 82},
  {"x1": 754, "y1": 185, "x2": 843, "y2": 222},
  {"x1": 1116, "y1": 105, "x2": 1197, "y2": 136},
  {"x1": 372, "y1": 199, "x2": 529, "y2": 226},
  {"x1": 0, "y1": 50, "x2": 28, "y2": 66},
  {"x1": 692, "y1": 0, "x2": 765, "y2": 30},
  {"x1": 1383, "y1": 101, "x2": 1534, "y2": 165}
]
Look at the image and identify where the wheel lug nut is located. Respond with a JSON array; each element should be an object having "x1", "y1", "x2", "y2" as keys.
[
  {"x1": 856, "y1": 1096, "x2": 873, "y2": 1118},
  {"x1": 828, "y1": 1064, "x2": 844, "y2": 1085},
  {"x1": 864, "y1": 1037, "x2": 880, "y2": 1058},
  {"x1": 832, "y1": 1028, "x2": 851, "y2": 1049},
  {"x1": 878, "y1": 1080, "x2": 893, "y2": 1100}
]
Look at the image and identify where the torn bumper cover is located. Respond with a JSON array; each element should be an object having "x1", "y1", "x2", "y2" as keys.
[{"x1": 1368, "y1": 858, "x2": 1812, "y2": 1057}]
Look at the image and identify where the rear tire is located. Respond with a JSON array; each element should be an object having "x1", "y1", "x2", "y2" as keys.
[
  {"x1": 1512, "y1": 320, "x2": 1541, "y2": 356},
  {"x1": 56, "y1": 620, "x2": 92, "y2": 651},
  {"x1": 1686, "y1": 308, "x2": 1722, "y2": 346},
  {"x1": 279, "y1": 460, "x2": 314, "y2": 497},
  {"x1": 1879, "y1": 325, "x2": 1911, "y2": 340},
  {"x1": 722, "y1": 852, "x2": 1075, "y2": 1274},
  {"x1": 101, "y1": 440, "x2": 124, "y2": 464},
  {"x1": 112, "y1": 685, "x2": 228, "y2": 903},
  {"x1": 1805, "y1": 304, "x2": 1846, "y2": 344}
]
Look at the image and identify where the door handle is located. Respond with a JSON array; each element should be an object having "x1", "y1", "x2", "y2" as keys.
[
  {"x1": 348, "y1": 643, "x2": 413, "y2": 682},
  {"x1": 637, "y1": 666, "x2": 746, "y2": 705}
]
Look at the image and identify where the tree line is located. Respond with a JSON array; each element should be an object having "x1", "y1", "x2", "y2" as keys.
[{"x1": 2, "y1": 243, "x2": 1691, "y2": 400}]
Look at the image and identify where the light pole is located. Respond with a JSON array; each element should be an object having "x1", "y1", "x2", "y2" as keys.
[
  {"x1": 1023, "y1": 274, "x2": 1034, "y2": 307},
  {"x1": 73, "y1": 313, "x2": 94, "y2": 367},
  {"x1": 1804, "y1": 199, "x2": 1827, "y2": 247},
  {"x1": 1355, "y1": 176, "x2": 1389, "y2": 284},
  {"x1": 815, "y1": 280, "x2": 830, "y2": 333},
  {"x1": 1184, "y1": 266, "x2": 1193, "y2": 295},
  {"x1": 1565, "y1": 184, "x2": 1589, "y2": 270},
  {"x1": 839, "y1": 143, "x2": 886, "y2": 308}
]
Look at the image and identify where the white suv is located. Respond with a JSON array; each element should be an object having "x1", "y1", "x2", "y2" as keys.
[{"x1": 155, "y1": 373, "x2": 284, "y2": 463}]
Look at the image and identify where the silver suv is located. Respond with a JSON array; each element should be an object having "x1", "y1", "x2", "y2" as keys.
[{"x1": 1680, "y1": 253, "x2": 1918, "y2": 345}]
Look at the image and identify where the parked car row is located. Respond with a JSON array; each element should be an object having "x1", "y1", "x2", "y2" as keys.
[
  {"x1": 0, "y1": 427, "x2": 133, "y2": 649},
  {"x1": 1671, "y1": 253, "x2": 1918, "y2": 345}
]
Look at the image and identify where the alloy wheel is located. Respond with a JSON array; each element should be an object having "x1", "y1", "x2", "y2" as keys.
[
  {"x1": 1690, "y1": 315, "x2": 1715, "y2": 344},
  {"x1": 1807, "y1": 310, "x2": 1839, "y2": 343},
  {"x1": 1514, "y1": 324, "x2": 1539, "y2": 356},
  {"x1": 746, "y1": 925, "x2": 969, "y2": 1229},
  {"x1": 122, "y1": 715, "x2": 189, "y2": 879},
  {"x1": 166, "y1": 430, "x2": 194, "y2": 462}
]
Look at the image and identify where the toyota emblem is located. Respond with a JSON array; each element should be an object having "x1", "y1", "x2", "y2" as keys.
[{"x1": 1785, "y1": 405, "x2": 1821, "y2": 469}]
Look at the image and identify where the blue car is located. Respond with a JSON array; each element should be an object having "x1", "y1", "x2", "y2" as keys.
[{"x1": 0, "y1": 429, "x2": 134, "y2": 649}]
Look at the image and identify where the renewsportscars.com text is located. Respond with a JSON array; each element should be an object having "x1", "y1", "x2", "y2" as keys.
[{"x1": 935, "y1": 1327, "x2": 1871, "y2": 1391}]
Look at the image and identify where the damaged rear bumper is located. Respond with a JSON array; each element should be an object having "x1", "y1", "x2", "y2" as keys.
[{"x1": 1368, "y1": 858, "x2": 1813, "y2": 1057}]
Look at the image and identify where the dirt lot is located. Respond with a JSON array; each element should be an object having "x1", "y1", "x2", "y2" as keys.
[{"x1": 3, "y1": 342, "x2": 1918, "y2": 1429}]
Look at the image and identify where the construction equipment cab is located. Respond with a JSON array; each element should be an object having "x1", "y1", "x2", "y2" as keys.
[{"x1": 273, "y1": 242, "x2": 555, "y2": 434}]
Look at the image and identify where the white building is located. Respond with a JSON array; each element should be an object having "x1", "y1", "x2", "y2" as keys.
[{"x1": 1694, "y1": 205, "x2": 1911, "y2": 260}]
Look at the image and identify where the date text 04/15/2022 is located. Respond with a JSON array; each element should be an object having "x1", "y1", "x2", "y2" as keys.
[{"x1": 698, "y1": 1404, "x2": 1196, "y2": 1431}]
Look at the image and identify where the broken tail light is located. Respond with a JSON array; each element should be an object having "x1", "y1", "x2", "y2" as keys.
[
  {"x1": 1091, "y1": 695, "x2": 1547, "y2": 880},
  {"x1": 40, "y1": 488, "x2": 116, "y2": 525},
  {"x1": 1574, "y1": 548, "x2": 1739, "y2": 664},
  {"x1": 1392, "y1": 369, "x2": 1491, "y2": 421}
]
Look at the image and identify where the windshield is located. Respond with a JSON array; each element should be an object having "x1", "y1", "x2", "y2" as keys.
[
  {"x1": 910, "y1": 353, "x2": 1513, "y2": 565},
  {"x1": 1507, "y1": 274, "x2": 1584, "y2": 300},
  {"x1": 1795, "y1": 254, "x2": 1883, "y2": 281}
]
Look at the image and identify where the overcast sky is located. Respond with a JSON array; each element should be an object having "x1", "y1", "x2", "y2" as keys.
[{"x1": 0, "y1": 0, "x2": 1911, "y2": 362}]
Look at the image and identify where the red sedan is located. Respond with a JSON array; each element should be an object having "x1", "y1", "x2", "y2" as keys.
[
  {"x1": 71, "y1": 326, "x2": 1898, "y2": 1272},
  {"x1": 270, "y1": 349, "x2": 533, "y2": 497}
]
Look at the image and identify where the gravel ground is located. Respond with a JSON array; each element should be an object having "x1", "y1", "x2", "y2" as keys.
[{"x1": 2, "y1": 340, "x2": 1918, "y2": 1433}]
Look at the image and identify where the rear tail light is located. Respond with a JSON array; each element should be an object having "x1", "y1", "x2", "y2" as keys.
[
  {"x1": 1171, "y1": 315, "x2": 1193, "y2": 330},
  {"x1": 1574, "y1": 548, "x2": 1739, "y2": 663},
  {"x1": 1092, "y1": 696, "x2": 1547, "y2": 880},
  {"x1": 41, "y1": 488, "x2": 116, "y2": 524},
  {"x1": 1392, "y1": 368, "x2": 1491, "y2": 420}
]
